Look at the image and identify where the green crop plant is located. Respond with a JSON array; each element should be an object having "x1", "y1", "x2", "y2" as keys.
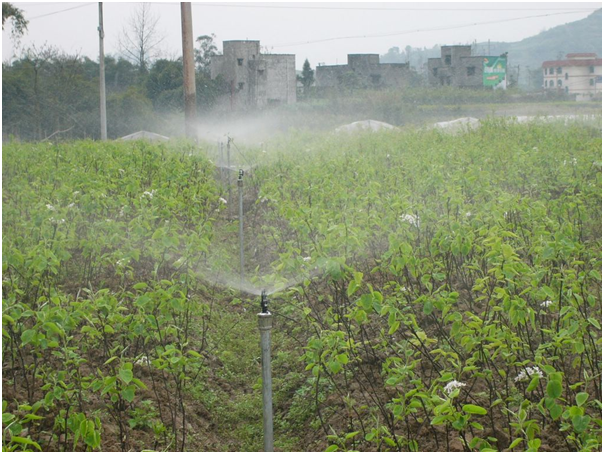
[{"x1": 3, "y1": 119, "x2": 602, "y2": 451}]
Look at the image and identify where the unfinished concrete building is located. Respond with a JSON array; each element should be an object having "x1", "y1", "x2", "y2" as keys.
[
  {"x1": 427, "y1": 45, "x2": 486, "y2": 88},
  {"x1": 210, "y1": 41, "x2": 296, "y2": 109},
  {"x1": 315, "y1": 54, "x2": 411, "y2": 89}
]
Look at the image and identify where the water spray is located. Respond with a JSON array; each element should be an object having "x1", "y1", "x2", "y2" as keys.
[
  {"x1": 227, "y1": 136, "x2": 232, "y2": 203},
  {"x1": 258, "y1": 289, "x2": 273, "y2": 452}
]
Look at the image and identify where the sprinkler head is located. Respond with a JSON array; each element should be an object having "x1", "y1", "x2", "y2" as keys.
[{"x1": 260, "y1": 289, "x2": 268, "y2": 313}]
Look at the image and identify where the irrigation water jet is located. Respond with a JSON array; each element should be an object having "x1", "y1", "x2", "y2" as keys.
[{"x1": 195, "y1": 261, "x2": 327, "y2": 298}]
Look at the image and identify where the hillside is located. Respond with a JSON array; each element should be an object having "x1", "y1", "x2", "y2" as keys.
[{"x1": 382, "y1": 8, "x2": 602, "y2": 88}]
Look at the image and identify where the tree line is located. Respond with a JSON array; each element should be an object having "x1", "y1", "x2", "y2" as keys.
[{"x1": 2, "y1": 41, "x2": 230, "y2": 141}]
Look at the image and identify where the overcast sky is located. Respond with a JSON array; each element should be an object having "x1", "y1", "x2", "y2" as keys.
[{"x1": 3, "y1": 2, "x2": 601, "y2": 69}]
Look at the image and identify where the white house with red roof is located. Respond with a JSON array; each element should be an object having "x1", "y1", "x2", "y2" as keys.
[{"x1": 542, "y1": 53, "x2": 602, "y2": 100}]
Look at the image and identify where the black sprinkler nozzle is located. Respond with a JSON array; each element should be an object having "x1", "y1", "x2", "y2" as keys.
[{"x1": 261, "y1": 290, "x2": 268, "y2": 313}]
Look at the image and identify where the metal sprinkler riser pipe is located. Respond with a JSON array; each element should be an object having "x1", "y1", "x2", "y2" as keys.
[{"x1": 258, "y1": 289, "x2": 273, "y2": 452}]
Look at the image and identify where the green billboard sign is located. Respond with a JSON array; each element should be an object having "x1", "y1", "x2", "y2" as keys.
[{"x1": 483, "y1": 56, "x2": 507, "y2": 89}]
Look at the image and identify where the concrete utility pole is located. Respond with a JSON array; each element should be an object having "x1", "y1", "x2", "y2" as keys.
[
  {"x1": 180, "y1": 2, "x2": 197, "y2": 139},
  {"x1": 98, "y1": 2, "x2": 107, "y2": 140}
]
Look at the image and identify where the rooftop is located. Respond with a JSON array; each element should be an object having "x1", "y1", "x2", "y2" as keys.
[
  {"x1": 566, "y1": 53, "x2": 597, "y2": 59},
  {"x1": 542, "y1": 58, "x2": 602, "y2": 68}
]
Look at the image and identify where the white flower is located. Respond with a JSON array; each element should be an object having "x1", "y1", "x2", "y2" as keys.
[
  {"x1": 303, "y1": 256, "x2": 311, "y2": 262},
  {"x1": 515, "y1": 366, "x2": 543, "y2": 383},
  {"x1": 219, "y1": 197, "x2": 228, "y2": 204},
  {"x1": 135, "y1": 356, "x2": 150, "y2": 366},
  {"x1": 119, "y1": 206, "x2": 126, "y2": 217},
  {"x1": 67, "y1": 203, "x2": 75, "y2": 209},
  {"x1": 142, "y1": 190, "x2": 155, "y2": 199},
  {"x1": 116, "y1": 259, "x2": 126, "y2": 267},
  {"x1": 443, "y1": 380, "x2": 466, "y2": 395},
  {"x1": 540, "y1": 300, "x2": 553, "y2": 308},
  {"x1": 49, "y1": 217, "x2": 65, "y2": 225},
  {"x1": 401, "y1": 213, "x2": 420, "y2": 228},
  {"x1": 46, "y1": 204, "x2": 56, "y2": 211},
  {"x1": 465, "y1": 211, "x2": 472, "y2": 217}
]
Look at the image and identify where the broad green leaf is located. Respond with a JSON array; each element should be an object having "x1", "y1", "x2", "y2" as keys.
[
  {"x1": 576, "y1": 392, "x2": 589, "y2": 407},
  {"x1": 119, "y1": 368, "x2": 133, "y2": 384},
  {"x1": 122, "y1": 387, "x2": 135, "y2": 403},
  {"x1": 10, "y1": 437, "x2": 42, "y2": 451},
  {"x1": 549, "y1": 403, "x2": 563, "y2": 420},
  {"x1": 572, "y1": 415, "x2": 591, "y2": 433},
  {"x1": 21, "y1": 329, "x2": 35, "y2": 345},
  {"x1": 587, "y1": 317, "x2": 601, "y2": 330},
  {"x1": 462, "y1": 404, "x2": 487, "y2": 415},
  {"x1": 508, "y1": 438, "x2": 523, "y2": 449},
  {"x1": 547, "y1": 380, "x2": 562, "y2": 399}
]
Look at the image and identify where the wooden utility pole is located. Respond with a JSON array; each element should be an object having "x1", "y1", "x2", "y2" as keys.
[
  {"x1": 98, "y1": 2, "x2": 107, "y2": 140},
  {"x1": 181, "y1": 2, "x2": 197, "y2": 139}
]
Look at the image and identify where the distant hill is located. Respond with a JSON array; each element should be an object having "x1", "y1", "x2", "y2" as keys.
[{"x1": 381, "y1": 9, "x2": 602, "y2": 88}]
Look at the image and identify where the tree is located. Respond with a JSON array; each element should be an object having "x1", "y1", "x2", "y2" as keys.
[
  {"x1": 195, "y1": 34, "x2": 218, "y2": 75},
  {"x1": 146, "y1": 58, "x2": 183, "y2": 111},
  {"x1": 297, "y1": 59, "x2": 314, "y2": 93},
  {"x1": 3, "y1": 45, "x2": 97, "y2": 140},
  {"x1": 118, "y1": 3, "x2": 164, "y2": 75},
  {"x1": 2, "y1": 2, "x2": 28, "y2": 39},
  {"x1": 381, "y1": 47, "x2": 402, "y2": 64}
]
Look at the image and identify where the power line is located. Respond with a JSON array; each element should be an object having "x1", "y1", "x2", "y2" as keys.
[
  {"x1": 185, "y1": 3, "x2": 600, "y2": 12},
  {"x1": 271, "y1": 10, "x2": 592, "y2": 48},
  {"x1": 28, "y1": 3, "x2": 94, "y2": 21}
]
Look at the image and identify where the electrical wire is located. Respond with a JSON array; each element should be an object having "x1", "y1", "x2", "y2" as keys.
[
  {"x1": 270, "y1": 10, "x2": 593, "y2": 48},
  {"x1": 28, "y1": 3, "x2": 94, "y2": 21},
  {"x1": 185, "y1": 3, "x2": 599, "y2": 12}
]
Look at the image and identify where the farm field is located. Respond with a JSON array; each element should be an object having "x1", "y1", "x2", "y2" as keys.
[{"x1": 3, "y1": 120, "x2": 602, "y2": 452}]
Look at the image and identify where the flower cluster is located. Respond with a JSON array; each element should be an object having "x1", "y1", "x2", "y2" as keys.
[
  {"x1": 135, "y1": 356, "x2": 150, "y2": 366},
  {"x1": 219, "y1": 197, "x2": 228, "y2": 205},
  {"x1": 515, "y1": 366, "x2": 543, "y2": 383},
  {"x1": 443, "y1": 380, "x2": 466, "y2": 395},
  {"x1": 141, "y1": 190, "x2": 156, "y2": 199},
  {"x1": 540, "y1": 300, "x2": 553, "y2": 308},
  {"x1": 400, "y1": 213, "x2": 420, "y2": 228}
]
